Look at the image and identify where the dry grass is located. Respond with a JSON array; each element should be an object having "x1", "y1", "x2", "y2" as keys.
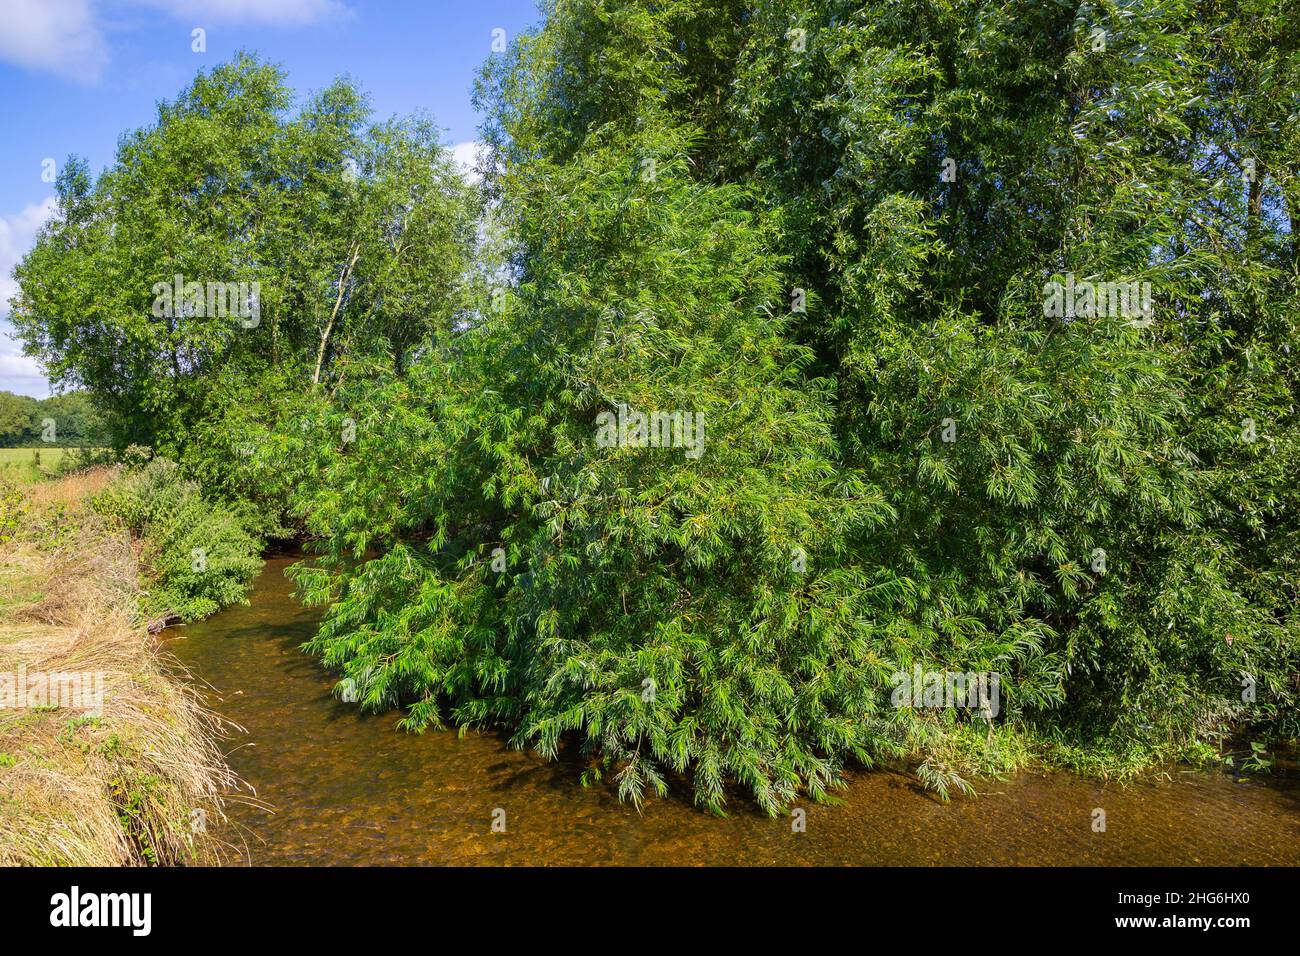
[
  {"x1": 22, "y1": 465, "x2": 116, "y2": 511},
  {"x1": 0, "y1": 472, "x2": 243, "y2": 865}
]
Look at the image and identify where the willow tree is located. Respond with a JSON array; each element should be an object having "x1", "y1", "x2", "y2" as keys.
[
  {"x1": 292, "y1": 2, "x2": 1061, "y2": 811},
  {"x1": 724, "y1": 0, "x2": 1300, "y2": 760},
  {"x1": 321, "y1": 0, "x2": 1292, "y2": 798},
  {"x1": 461, "y1": 0, "x2": 1297, "y2": 765},
  {"x1": 10, "y1": 54, "x2": 479, "y2": 523},
  {"x1": 292, "y1": 116, "x2": 941, "y2": 811}
]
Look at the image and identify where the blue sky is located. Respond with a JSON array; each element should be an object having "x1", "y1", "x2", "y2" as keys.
[{"x1": 0, "y1": 0, "x2": 542, "y2": 397}]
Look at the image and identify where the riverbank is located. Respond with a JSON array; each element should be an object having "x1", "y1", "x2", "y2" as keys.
[{"x1": 0, "y1": 469, "x2": 240, "y2": 865}]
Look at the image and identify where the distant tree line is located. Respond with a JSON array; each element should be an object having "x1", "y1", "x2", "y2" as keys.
[{"x1": 0, "y1": 390, "x2": 109, "y2": 447}]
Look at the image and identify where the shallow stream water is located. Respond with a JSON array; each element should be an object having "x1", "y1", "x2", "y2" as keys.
[{"x1": 168, "y1": 557, "x2": 1300, "y2": 866}]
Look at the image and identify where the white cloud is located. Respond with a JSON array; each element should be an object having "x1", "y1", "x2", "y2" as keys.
[
  {"x1": 0, "y1": 0, "x2": 110, "y2": 83},
  {"x1": 0, "y1": 0, "x2": 348, "y2": 82},
  {"x1": 0, "y1": 198, "x2": 59, "y2": 398},
  {"x1": 451, "y1": 141, "x2": 483, "y2": 184},
  {"x1": 129, "y1": 0, "x2": 349, "y2": 27},
  {"x1": 0, "y1": 197, "x2": 59, "y2": 319},
  {"x1": 0, "y1": 349, "x2": 51, "y2": 398}
]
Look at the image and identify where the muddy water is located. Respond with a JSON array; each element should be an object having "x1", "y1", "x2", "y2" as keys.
[{"x1": 169, "y1": 557, "x2": 1300, "y2": 866}]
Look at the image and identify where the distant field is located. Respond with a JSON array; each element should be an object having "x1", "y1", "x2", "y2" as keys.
[{"x1": 0, "y1": 447, "x2": 108, "y2": 478}]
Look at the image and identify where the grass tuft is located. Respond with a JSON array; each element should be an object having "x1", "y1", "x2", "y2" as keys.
[{"x1": 0, "y1": 470, "x2": 245, "y2": 865}]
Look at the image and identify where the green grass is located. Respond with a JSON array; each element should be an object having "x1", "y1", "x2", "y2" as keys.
[
  {"x1": 0, "y1": 448, "x2": 107, "y2": 480},
  {"x1": 0, "y1": 448, "x2": 73, "y2": 465}
]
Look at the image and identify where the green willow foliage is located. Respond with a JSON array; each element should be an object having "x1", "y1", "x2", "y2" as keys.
[
  {"x1": 295, "y1": 0, "x2": 1298, "y2": 810},
  {"x1": 13, "y1": 2, "x2": 1300, "y2": 812},
  {"x1": 723, "y1": 0, "x2": 1300, "y2": 764},
  {"x1": 294, "y1": 135, "x2": 931, "y2": 813},
  {"x1": 11, "y1": 54, "x2": 480, "y2": 529}
]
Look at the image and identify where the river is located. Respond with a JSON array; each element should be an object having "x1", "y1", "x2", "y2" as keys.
[{"x1": 168, "y1": 556, "x2": 1300, "y2": 865}]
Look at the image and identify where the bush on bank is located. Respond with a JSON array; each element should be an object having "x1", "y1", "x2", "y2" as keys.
[{"x1": 90, "y1": 452, "x2": 263, "y2": 625}]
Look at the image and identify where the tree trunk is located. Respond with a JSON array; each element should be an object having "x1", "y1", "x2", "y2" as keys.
[{"x1": 313, "y1": 244, "x2": 361, "y2": 386}]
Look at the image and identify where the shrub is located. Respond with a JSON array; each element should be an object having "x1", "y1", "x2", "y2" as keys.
[
  {"x1": 0, "y1": 476, "x2": 27, "y2": 545},
  {"x1": 92, "y1": 456, "x2": 262, "y2": 623}
]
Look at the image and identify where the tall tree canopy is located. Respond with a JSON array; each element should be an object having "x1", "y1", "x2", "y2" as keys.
[{"x1": 10, "y1": 53, "x2": 480, "y2": 521}]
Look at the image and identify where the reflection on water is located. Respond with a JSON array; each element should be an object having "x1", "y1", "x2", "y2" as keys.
[{"x1": 168, "y1": 558, "x2": 1300, "y2": 866}]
